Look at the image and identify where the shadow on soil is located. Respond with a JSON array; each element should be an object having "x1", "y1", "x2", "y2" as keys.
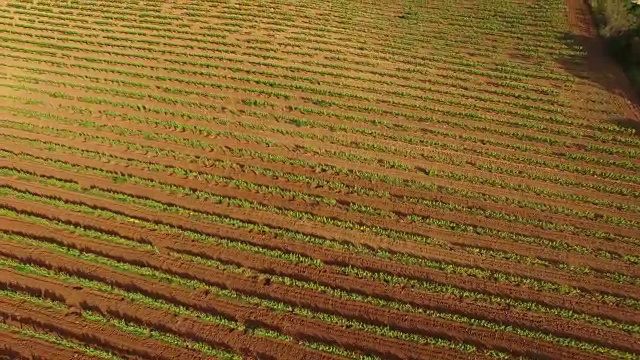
[
  {"x1": 557, "y1": 33, "x2": 639, "y2": 103},
  {"x1": 556, "y1": 32, "x2": 640, "y2": 130},
  {"x1": 0, "y1": 346, "x2": 23, "y2": 360},
  {"x1": 612, "y1": 117, "x2": 640, "y2": 135}
]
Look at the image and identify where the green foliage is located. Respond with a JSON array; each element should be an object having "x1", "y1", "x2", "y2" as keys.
[
  {"x1": 0, "y1": 234, "x2": 495, "y2": 358},
  {"x1": 0, "y1": 322, "x2": 122, "y2": 360},
  {"x1": 1, "y1": 1, "x2": 639, "y2": 358},
  {"x1": 590, "y1": 0, "x2": 640, "y2": 89}
]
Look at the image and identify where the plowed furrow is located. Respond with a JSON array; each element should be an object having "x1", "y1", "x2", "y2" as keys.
[
  {"x1": 2, "y1": 140, "x2": 639, "y2": 273},
  {"x1": 1, "y1": 126, "x2": 637, "y2": 238},
  {"x1": 3, "y1": 153, "x2": 640, "y2": 290},
  {"x1": 0, "y1": 330, "x2": 94, "y2": 360},
  {"x1": 2, "y1": 103, "x2": 637, "y2": 215},
  {"x1": 0, "y1": 217, "x2": 630, "y2": 359},
  {"x1": 0, "y1": 298, "x2": 196, "y2": 360},
  {"x1": 1, "y1": 184, "x2": 639, "y2": 349},
  {"x1": 0, "y1": 240, "x2": 471, "y2": 360},
  {"x1": 0, "y1": 269, "x2": 340, "y2": 360}
]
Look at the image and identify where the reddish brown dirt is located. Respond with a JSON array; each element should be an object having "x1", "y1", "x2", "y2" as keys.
[
  {"x1": 2, "y1": 116, "x2": 637, "y2": 227},
  {"x1": 2, "y1": 77, "x2": 638, "y2": 206},
  {"x1": 2, "y1": 140, "x2": 640, "y2": 283},
  {"x1": 0, "y1": 228, "x2": 620, "y2": 357},
  {"x1": 1, "y1": 180, "x2": 639, "y2": 357},
  {"x1": 0, "y1": 297, "x2": 205, "y2": 360},
  {"x1": 1, "y1": 0, "x2": 640, "y2": 358},
  {"x1": 0, "y1": 331, "x2": 95, "y2": 360},
  {"x1": 32, "y1": 87, "x2": 640, "y2": 195},
  {"x1": 0, "y1": 269, "x2": 338, "y2": 360},
  {"x1": 1, "y1": 102, "x2": 640, "y2": 360},
  {"x1": 6, "y1": 52, "x2": 632, "y2": 166},
  {"x1": 2, "y1": 116, "x2": 638, "y2": 238},
  {"x1": 0, "y1": 241, "x2": 471, "y2": 360}
]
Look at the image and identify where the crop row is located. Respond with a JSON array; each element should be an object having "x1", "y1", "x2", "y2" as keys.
[
  {"x1": 194, "y1": 0, "x2": 569, "y2": 54},
  {"x1": 5, "y1": 123, "x2": 638, "y2": 227},
  {"x1": 0, "y1": 230, "x2": 515, "y2": 359},
  {"x1": 0, "y1": 37, "x2": 620, "y2": 155},
  {"x1": 0, "y1": 317, "x2": 121, "y2": 359},
  {"x1": 2, "y1": 134, "x2": 638, "y2": 267},
  {"x1": 3, "y1": 168, "x2": 636, "y2": 307},
  {"x1": 6, "y1": 60, "x2": 617, "y2": 162},
  {"x1": 0, "y1": 24, "x2": 577, "y2": 125},
  {"x1": 3, "y1": 102, "x2": 637, "y2": 224},
  {"x1": 1, "y1": 201, "x2": 638, "y2": 355},
  {"x1": 2, "y1": 0, "x2": 589, "y2": 68},
  {"x1": 0, "y1": 285, "x2": 241, "y2": 360},
  {"x1": 2, "y1": 164, "x2": 639, "y2": 317},
  {"x1": 0, "y1": 118, "x2": 631, "y2": 270},
  {"x1": 6, "y1": 220, "x2": 634, "y2": 359},
  {"x1": 3, "y1": 72, "x2": 637, "y2": 197},
  {"x1": 0, "y1": 48, "x2": 595, "y2": 146},
  {"x1": 0, "y1": 1, "x2": 616, "y2": 116},
  {"x1": 2, "y1": 103, "x2": 637, "y2": 218},
  {"x1": 2, "y1": 129, "x2": 637, "y2": 247},
  {"x1": 0, "y1": 17, "x2": 601, "y2": 117}
]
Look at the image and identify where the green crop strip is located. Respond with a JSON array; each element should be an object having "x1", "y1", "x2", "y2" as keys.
[
  {"x1": 174, "y1": 250, "x2": 640, "y2": 357},
  {"x1": 0, "y1": 179, "x2": 638, "y2": 336},
  {"x1": 0, "y1": 136, "x2": 344, "y2": 204},
  {"x1": 10, "y1": 79, "x2": 637, "y2": 196},
  {"x1": 0, "y1": 6, "x2": 596, "y2": 82},
  {"x1": 23, "y1": 117, "x2": 621, "y2": 216},
  {"x1": 2, "y1": 152, "x2": 639, "y2": 303},
  {"x1": 245, "y1": 111, "x2": 640, "y2": 197},
  {"x1": 1, "y1": 2, "x2": 639, "y2": 359},
  {"x1": 290, "y1": 105, "x2": 596, "y2": 162},
  {"x1": 0, "y1": 286, "x2": 241, "y2": 360},
  {"x1": 0, "y1": 28, "x2": 608, "y2": 148},
  {"x1": 10, "y1": 73, "x2": 222, "y2": 111},
  {"x1": 0, "y1": 321, "x2": 122, "y2": 360},
  {"x1": 207, "y1": 9, "x2": 573, "y2": 64},
  {"x1": 300, "y1": 96, "x2": 640, "y2": 151},
  {"x1": 0, "y1": 176, "x2": 321, "y2": 267},
  {"x1": 0, "y1": 32, "x2": 155, "y2": 59},
  {"x1": 9, "y1": 125, "x2": 635, "y2": 281},
  {"x1": 2, "y1": 102, "x2": 637, "y2": 204},
  {"x1": 300, "y1": 97, "x2": 573, "y2": 138},
  {"x1": 0, "y1": 150, "x2": 441, "y2": 247},
  {"x1": 35, "y1": 42, "x2": 575, "y2": 144},
  {"x1": 0, "y1": 239, "x2": 372, "y2": 360},
  {"x1": 2, "y1": 141, "x2": 633, "y2": 262},
  {"x1": 81, "y1": 312, "x2": 242, "y2": 360},
  {"x1": 337, "y1": 265, "x2": 640, "y2": 341},
  {"x1": 0, "y1": 136, "x2": 624, "y2": 288},
  {"x1": 0, "y1": 231, "x2": 513, "y2": 359},
  {"x1": 0, "y1": 287, "x2": 67, "y2": 312},
  {"x1": 260, "y1": 110, "x2": 640, "y2": 184},
  {"x1": 0, "y1": 203, "x2": 155, "y2": 252},
  {"x1": 165, "y1": 56, "x2": 567, "y2": 114},
  {"x1": 302, "y1": 56, "x2": 567, "y2": 105},
  {"x1": 461, "y1": 247, "x2": 640, "y2": 286}
]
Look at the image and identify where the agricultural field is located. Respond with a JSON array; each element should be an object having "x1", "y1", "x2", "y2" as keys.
[{"x1": 0, "y1": 0, "x2": 639, "y2": 358}]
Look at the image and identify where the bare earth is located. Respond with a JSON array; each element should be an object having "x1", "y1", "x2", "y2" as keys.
[{"x1": 0, "y1": 0, "x2": 639, "y2": 359}]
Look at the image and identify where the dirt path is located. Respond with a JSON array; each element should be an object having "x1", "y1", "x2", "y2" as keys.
[{"x1": 565, "y1": 0, "x2": 640, "y2": 120}]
